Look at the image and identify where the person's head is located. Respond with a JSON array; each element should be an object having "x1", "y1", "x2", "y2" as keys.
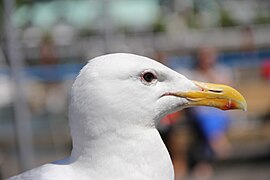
[{"x1": 197, "y1": 46, "x2": 218, "y2": 70}]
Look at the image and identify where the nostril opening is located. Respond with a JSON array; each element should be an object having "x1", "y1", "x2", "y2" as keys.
[{"x1": 209, "y1": 89, "x2": 223, "y2": 93}]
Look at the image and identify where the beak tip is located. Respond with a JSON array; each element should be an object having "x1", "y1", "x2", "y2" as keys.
[
  {"x1": 239, "y1": 95, "x2": 248, "y2": 112},
  {"x1": 242, "y1": 102, "x2": 248, "y2": 112},
  {"x1": 234, "y1": 98, "x2": 247, "y2": 111}
]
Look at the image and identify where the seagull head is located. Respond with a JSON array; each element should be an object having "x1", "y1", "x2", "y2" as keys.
[{"x1": 69, "y1": 53, "x2": 247, "y2": 138}]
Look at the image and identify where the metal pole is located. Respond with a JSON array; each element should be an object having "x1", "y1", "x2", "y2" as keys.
[{"x1": 4, "y1": 0, "x2": 34, "y2": 170}]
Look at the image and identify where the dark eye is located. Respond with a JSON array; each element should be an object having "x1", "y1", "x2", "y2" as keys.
[{"x1": 142, "y1": 72, "x2": 157, "y2": 83}]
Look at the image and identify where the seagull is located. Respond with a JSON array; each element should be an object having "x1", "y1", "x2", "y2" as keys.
[{"x1": 9, "y1": 53, "x2": 247, "y2": 180}]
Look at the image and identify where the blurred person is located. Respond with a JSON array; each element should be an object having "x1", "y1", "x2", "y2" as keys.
[
  {"x1": 241, "y1": 26, "x2": 255, "y2": 52},
  {"x1": 185, "y1": 46, "x2": 233, "y2": 180},
  {"x1": 40, "y1": 34, "x2": 58, "y2": 65},
  {"x1": 192, "y1": 46, "x2": 232, "y2": 84},
  {"x1": 37, "y1": 34, "x2": 69, "y2": 154}
]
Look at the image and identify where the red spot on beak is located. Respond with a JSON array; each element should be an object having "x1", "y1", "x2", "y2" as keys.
[{"x1": 223, "y1": 101, "x2": 237, "y2": 110}]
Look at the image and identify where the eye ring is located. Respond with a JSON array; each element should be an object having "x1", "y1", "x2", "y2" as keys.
[{"x1": 141, "y1": 70, "x2": 158, "y2": 84}]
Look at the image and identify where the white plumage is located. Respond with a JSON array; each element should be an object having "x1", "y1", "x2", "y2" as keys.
[{"x1": 10, "y1": 53, "x2": 244, "y2": 180}]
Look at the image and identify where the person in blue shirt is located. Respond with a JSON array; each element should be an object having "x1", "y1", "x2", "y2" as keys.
[{"x1": 186, "y1": 46, "x2": 232, "y2": 179}]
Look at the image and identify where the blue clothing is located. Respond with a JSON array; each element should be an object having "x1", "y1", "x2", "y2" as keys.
[
  {"x1": 192, "y1": 107, "x2": 230, "y2": 141},
  {"x1": 186, "y1": 107, "x2": 230, "y2": 168}
]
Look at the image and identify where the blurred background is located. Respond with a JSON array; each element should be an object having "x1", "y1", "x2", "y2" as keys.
[{"x1": 0, "y1": 0, "x2": 270, "y2": 179}]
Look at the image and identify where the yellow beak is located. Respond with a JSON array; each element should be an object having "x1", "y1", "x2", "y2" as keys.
[{"x1": 175, "y1": 81, "x2": 247, "y2": 111}]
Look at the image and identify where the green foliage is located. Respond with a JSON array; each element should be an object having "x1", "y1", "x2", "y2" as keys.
[
  {"x1": 219, "y1": 9, "x2": 237, "y2": 27},
  {"x1": 254, "y1": 13, "x2": 270, "y2": 24},
  {"x1": 16, "y1": 0, "x2": 34, "y2": 7},
  {"x1": 152, "y1": 18, "x2": 166, "y2": 33}
]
